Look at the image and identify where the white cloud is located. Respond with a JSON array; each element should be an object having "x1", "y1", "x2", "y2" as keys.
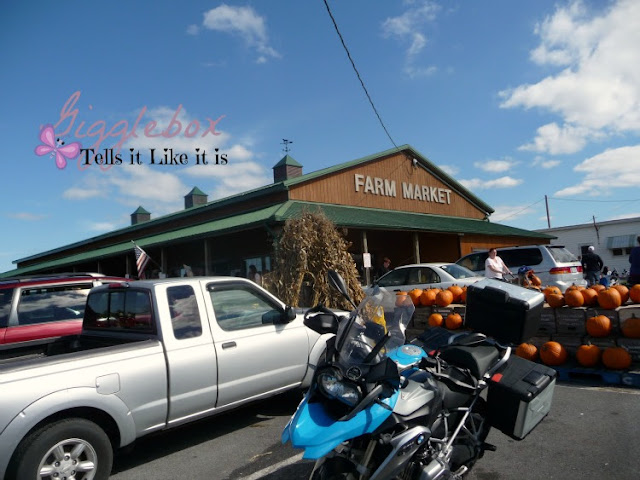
[
  {"x1": 500, "y1": 0, "x2": 640, "y2": 154},
  {"x1": 437, "y1": 164, "x2": 459, "y2": 176},
  {"x1": 186, "y1": 24, "x2": 199, "y2": 35},
  {"x1": 473, "y1": 159, "x2": 516, "y2": 173},
  {"x1": 201, "y1": 4, "x2": 281, "y2": 63},
  {"x1": 381, "y1": 0, "x2": 440, "y2": 77},
  {"x1": 63, "y1": 187, "x2": 103, "y2": 200},
  {"x1": 87, "y1": 221, "x2": 119, "y2": 232},
  {"x1": 532, "y1": 156, "x2": 561, "y2": 169},
  {"x1": 490, "y1": 204, "x2": 539, "y2": 223},
  {"x1": 7, "y1": 212, "x2": 46, "y2": 221},
  {"x1": 555, "y1": 144, "x2": 640, "y2": 196},
  {"x1": 459, "y1": 176, "x2": 523, "y2": 190}
]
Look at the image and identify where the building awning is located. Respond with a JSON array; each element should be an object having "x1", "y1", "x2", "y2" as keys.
[
  {"x1": 606, "y1": 234, "x2": 637, "y2": 249},
  {"x1": 0, "y1": 200, "x2": 553, "y2": 278}
]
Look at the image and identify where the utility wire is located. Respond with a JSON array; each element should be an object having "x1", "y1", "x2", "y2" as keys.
[
  {"x1": 549, "y1": 196, "x2": 640, "y2": 203},
  {"x1": 491, "y1": 198, "x2": 545, "y2": 223},
  {"x1": 322, "y1": 0, "x2": 397, "y2": 149}
]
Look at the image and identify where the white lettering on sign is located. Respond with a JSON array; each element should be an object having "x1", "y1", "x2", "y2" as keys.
[{"x1": 354, "y1": 174, "x2": 451, "y2": 204}]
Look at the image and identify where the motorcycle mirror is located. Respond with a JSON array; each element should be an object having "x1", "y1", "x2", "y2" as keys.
[{"x1": 328, "y1": 270, "x2": 357, "y2": 309}]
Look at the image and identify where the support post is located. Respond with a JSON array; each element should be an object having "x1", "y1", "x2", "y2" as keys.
[
  {"x1": 362, "y1": 230, "x2": 370, "y2": 286},
  {"x1": 413, "y1": 232, "x2": 420, "y2": 263},
  {"x1": 204, "y1": 239, "x2": 210, "y2": 276}
]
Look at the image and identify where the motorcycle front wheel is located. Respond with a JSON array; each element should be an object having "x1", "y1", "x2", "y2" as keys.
[{"x1": 310, "y1": 456, "x2": 358, "y2": 480}]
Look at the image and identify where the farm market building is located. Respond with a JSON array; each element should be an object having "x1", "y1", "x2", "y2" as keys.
[{"x1": 1, "y1": 145, "x2": 553, "y2": 281}]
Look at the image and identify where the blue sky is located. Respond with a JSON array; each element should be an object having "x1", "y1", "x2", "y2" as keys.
[{"x1": 2, "y1": 0, "x2": 640, "y2": 274}]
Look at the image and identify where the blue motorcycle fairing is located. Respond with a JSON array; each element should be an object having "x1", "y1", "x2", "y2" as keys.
[{"x1": 282, "y1": 390, "x2": 400, "y2": 459}]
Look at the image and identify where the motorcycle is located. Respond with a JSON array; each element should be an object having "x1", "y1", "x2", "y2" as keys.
[{"x1": 282, "y1": 271, "x2": 556, "y2": 479}]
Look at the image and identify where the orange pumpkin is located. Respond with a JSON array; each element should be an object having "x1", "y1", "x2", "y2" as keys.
[
  {"x1": 612, "y1": 284, "x2": 629, "y2": 304},
  {"x1": 543, "y1": 286, "x2": 562, "y2": 301},
  {"x1": 602, "y1": 347, "x2": 632, "y2": 370},
  {"x1": 564, "y1": 289, "x2": 584, "y2": 307},
  {"x1": 408, "y1": 289, "x2": 424, "y2": 306},
  {"x1": 395, "y1": 291, "x2": 409, "y2": 307},
  {"x1": 515, "y1": 343, "x2": 538, "y2": 361},
  {"x1": 445, "y1": 312, "x2": 463, "y2": 330},
  {"x1": 591, "y1": 284, "x2": 606, "y2": 293},
  {"x1": 530, "y1": 274, "x2": 542, "y2": 287},
  {"x1": 586, "y1": 314, "x2": 612, "y2": 337},
  {"x1": 597, "y1": 288, "x2": 622, "y2": 310},
  {"x1": 540, "y1": 341, "x2": 568, "y2": 366},
  {"x1": 546, "y1": 293, "x2": 565, "y2": 308},
  {"x1": 447, "y1": 285, "x2": 463, "y2": 303},
  {"x1": 420, "y1": 289, "x2": 439, "y2": 307},
  {"x1": 621, "y1": 314, "x2": 640, "y2": 338},
  {"x1": 435, "y1": 289, "x2": 454, "y2": 307},
  {"x1": 580, "y1": 288, "x2": 598, "y2": 307},
  {"x1": 576, "y1": 344, "x2": 601, "y2": 367},
  {"x1": 460, "y1": 286, "x2": 468, "y2": 304},
  {"x1": 630, "y1": 284, "x2": 640, "y2": 303},
  {"x1": 428, "y1": 313, "x2": 444, "y2": 327}
]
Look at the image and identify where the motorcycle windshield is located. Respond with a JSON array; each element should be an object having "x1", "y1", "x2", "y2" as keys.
[{"x1": 336, "y1": 289, "x2": 415, "y2": 366}]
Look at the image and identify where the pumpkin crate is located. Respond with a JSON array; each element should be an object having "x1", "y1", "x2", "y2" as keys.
[
  {"x1": 618, "y1": 306, "x2": 640, "y2": 337},
  {"x1": 537, "y1": 308, "x2": 556, "y2": 335},
  {"x1": 583, "y1": 336, "x2": 617, "y2": 351},
  {"x1": 585, "y1": 307, "x2": 620, "y2": 336},
  {"x1": 550, "y1": 334, "x2": 583, "y2": 357},
  {"x1": 616, "y1": 338, "x2": 640, "y2": 362},
  {"x1": 555, "y1": 307, "x2": 586, "y2": 335},
  {"x1": 412, "y1": 308, "x2": 431, "y2": 330}
]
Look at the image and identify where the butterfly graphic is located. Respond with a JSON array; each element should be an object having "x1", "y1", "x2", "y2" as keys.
[{"x1": 35, "y1": 124, "x2": 82, "y2": 169}]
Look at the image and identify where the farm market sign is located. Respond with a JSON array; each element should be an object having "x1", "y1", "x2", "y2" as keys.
[{"x1": 354, "y1": 174, "x2": 452, "y2": 204}]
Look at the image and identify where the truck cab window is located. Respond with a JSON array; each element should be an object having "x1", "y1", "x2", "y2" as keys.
[
  {"x1": 167, "y1": 285, "x2": 202, "y2": 339},
  {"x1": 209, "y1": 285, "x2": 282, "y2": 331},
  {"x1": 85, "y1": 289, "x2": 155, "y2": 333}
]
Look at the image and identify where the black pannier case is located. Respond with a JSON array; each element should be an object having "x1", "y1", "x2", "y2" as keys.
[
  {"x1": 464, "y1": 278, "x2": 544, "y2": 344},
  {"x1": 487, "y1": 355, "x2": 556, "y2": 440}
]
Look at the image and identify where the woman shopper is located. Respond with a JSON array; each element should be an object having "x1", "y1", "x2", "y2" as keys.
[{"x1": 484, "y1": 248, "x2": 512, "y2": 280}]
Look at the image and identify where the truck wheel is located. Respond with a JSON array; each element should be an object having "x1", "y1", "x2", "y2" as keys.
[{"x1": 8, "y1": 418, "x2": 113, "y2": 480}]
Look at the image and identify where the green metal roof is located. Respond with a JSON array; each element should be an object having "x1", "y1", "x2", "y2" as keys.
[
  {"x1": 1, "y1": 200, "x2": 552, "y2": 279},
  {"x1": 132, "y1": 206, "x2": 150, "y2": 215},
  {"x1": 186, "y1": 186, "x2": 207, "y2": 196},
  {"x1": 273, "y1": 154, "x2": 303, "y2": 168}
]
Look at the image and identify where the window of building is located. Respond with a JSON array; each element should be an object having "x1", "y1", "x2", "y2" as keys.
[{"x1": 167, "y1": 285, "x2": 202, "y2": 339}]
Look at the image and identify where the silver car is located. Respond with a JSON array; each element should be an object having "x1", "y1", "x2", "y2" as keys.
[
  {"x1": 456, "y1": 245, "x2": 586, "y2": 292},
  {"x1": 364, "y1": 263, "x2": 484, "y2": 309}
]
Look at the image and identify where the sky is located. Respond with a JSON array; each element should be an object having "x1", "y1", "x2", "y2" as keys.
[{"x1": 1, "y1": 0, "x2": 640, "y2": 274}]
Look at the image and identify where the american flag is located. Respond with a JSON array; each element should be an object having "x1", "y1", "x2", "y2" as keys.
[{"x1": 134, "y1": 244, "x2": 150, "y2": 279}]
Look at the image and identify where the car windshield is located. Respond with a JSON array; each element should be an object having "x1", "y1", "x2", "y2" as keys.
[
  {"x1": 547, "y1": 246, "x2": 579, "y2": 263},
  {"x1": 336, "y1": 289, "x2": 415, "y2": 367},
  {"x1": 439, "y1": 263, "x2": 478, "y2": 279}
]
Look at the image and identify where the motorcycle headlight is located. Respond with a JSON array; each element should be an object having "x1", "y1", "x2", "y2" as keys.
[{"x1": 317, "y1": 370, "x2": 362, "y2": 407}]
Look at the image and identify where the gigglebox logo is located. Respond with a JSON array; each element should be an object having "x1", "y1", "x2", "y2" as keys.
[{"x1": 35, "y1": 91, "x2": 226, "y2": 170}]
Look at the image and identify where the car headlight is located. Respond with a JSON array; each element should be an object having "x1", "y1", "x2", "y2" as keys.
[{"x1": 317, "y1": 370, "x2": 362, "y2": 407}]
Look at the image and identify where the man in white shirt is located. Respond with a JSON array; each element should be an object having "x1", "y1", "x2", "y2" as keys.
[{"x1": 485, "y1": 248, "x2": 512, "y2": 280}]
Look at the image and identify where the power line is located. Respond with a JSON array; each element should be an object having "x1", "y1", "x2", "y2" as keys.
[
  {"x1": 322, "y1": 0, "x2": 397, "y2": 149},
  {"x1": 491, "y1": 198, "x2": 545, "y2": 223},
  {"x1": 549, "y1": 196, "x2": 640, "y2": 203}
]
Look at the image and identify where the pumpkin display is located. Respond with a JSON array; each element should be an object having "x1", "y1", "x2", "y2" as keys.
[
  {"x1": 612, "y1": 284, "x2": 629, "y2": 304},
  {"x1": 597, "y1": 288, "x2": 622, "y2": 310},
  {"x1": 515, "y1": 343, "x2": 538, "y2": 361},
  {"x1": 395, "y1": 291, "x2": 409, "y2": 307},
  {"x1": 580, "y1": 288, "x2": 598, "y2": 307},
  {"x1": 460, "y1": 286, "x2": 468, "y2": 304},
  {"x1": 576, "y1": 343, "x2": 601, "y2": 367},
  {"x1": 435, "y1": 289, "x2": 454, "y2": 307},
  {"x1": 540, "y1": 341, "x2": 568, "y2": 366},
  {"x1": 564, "y1": 289, "x2": 584, "y2": 307},
  {"x1": 408, "y1": 289, "x2": 423, "y2": 306},
  {"x1": 447, "y1": 285, "x2": 463, "y2": 303},
  {"x1": 629, "y1": 284, "x2": 640, "y2": 303},
  {"x1": 601, "y1": 347, "x2": 632, "y2": 370},
  {"x1": 586, "y1": 314, "x2": 612, "y2": 337},
  {"x1": 621, "y1": 314, "x2": 640, "y2": 338},
  {"x1": 428, "y1": 313, "x2": 444, "y2": 328},
  {"x1": 420, "y1": 289, "x2": 439, "y2": 307},
  {"x1": 445, "y1": 312, "x2": 463, "y2": 330},
  {"x1": 546, "y1": 293, "x2": 565, "y2": 308}
]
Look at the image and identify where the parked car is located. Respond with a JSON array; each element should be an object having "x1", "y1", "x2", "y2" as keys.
[
  {"x1": 456, "y1": 245, "x2": 586, "y2": 292},
  {"x1": 0, "y1": 272, "x2": 127, "y2": 348},
  {"x1": 0, "y1": 276, "x2": 334, "y2": 480},
  {"x1": 364, "y1": 262, "x2": 484, "y2": 308}
]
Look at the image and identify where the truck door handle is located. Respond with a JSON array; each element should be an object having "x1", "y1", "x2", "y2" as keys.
[{"x1": 222, "y1": 341, "x2": 237, "y2": 349}]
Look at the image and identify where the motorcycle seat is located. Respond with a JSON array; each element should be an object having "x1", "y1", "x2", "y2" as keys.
[{"x1": 439, "y1": 345, "x2": 500, "y2": 379}]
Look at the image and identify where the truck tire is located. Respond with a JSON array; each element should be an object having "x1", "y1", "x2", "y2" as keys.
[{"x1": 8, "y1": 418, "x2": 113, "y2": 480}]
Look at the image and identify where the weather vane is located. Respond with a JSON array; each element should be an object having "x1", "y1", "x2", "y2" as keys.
[{"x1": 281, "y1": 139, "x2": 293, "y2": 154}]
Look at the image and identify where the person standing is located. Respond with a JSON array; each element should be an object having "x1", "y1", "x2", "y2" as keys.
[
  {"x1": 376, "y1": 257, "x2": 392, "y2": 280},
  {"x1": 484, "y1": 248, "x2": 511, "y2": 280},
  {"x1": 629, "y1": 236, "x2": 640, "y2": 286},
  {"x1": 581, "y1": 246, "x2": 603, "y2": 287},
  {"x1": 247, "y1": 265, "x2": 262, "y2": 286}
]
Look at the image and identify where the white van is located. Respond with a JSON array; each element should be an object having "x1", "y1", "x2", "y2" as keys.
[{"x1": 456, "y1": 245, "x2": 587, "y2": 292}]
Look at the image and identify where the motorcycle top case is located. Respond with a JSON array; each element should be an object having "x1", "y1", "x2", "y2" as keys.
[
  {"x1": 464, "y1": 278, "x2": 544, "y2": 344},
  {"x1": 487, "y1": 355, "x2": 556, "y2": 440}
]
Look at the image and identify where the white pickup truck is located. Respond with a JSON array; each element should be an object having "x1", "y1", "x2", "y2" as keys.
[{"x1": 0, "y1": 277, "x2": 333, "y2": 480}]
